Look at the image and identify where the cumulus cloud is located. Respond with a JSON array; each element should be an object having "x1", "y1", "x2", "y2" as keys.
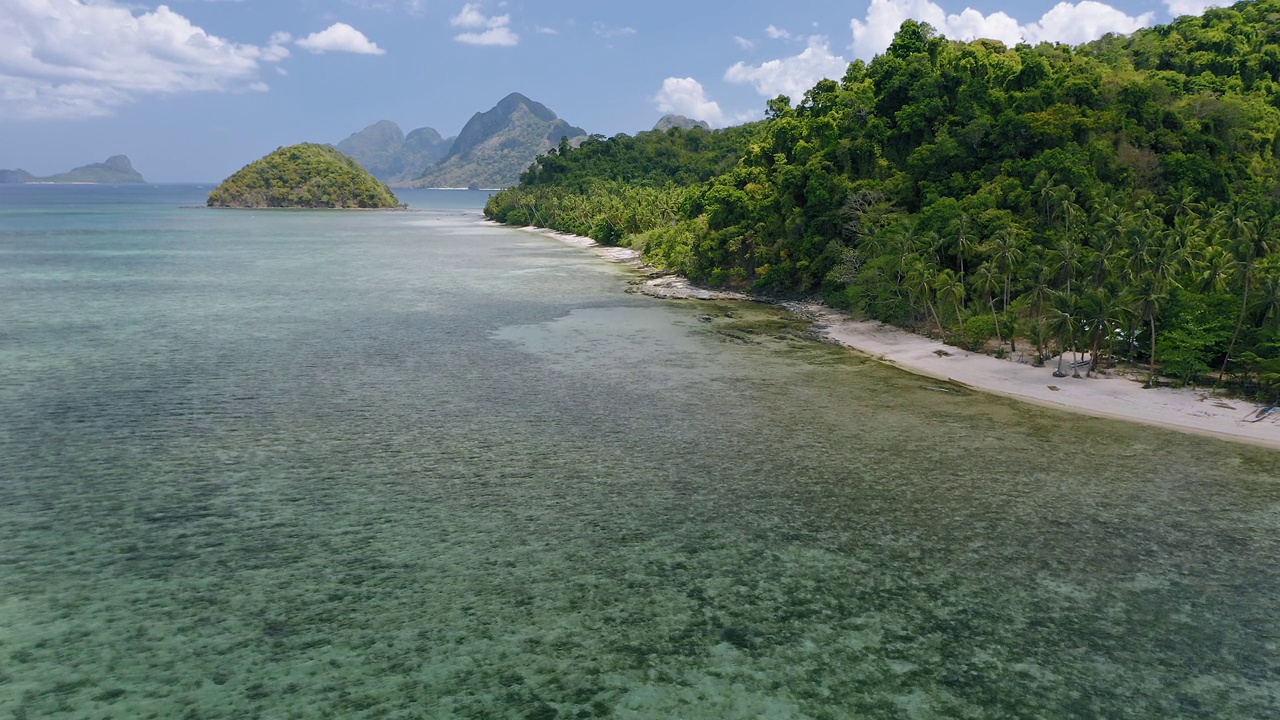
[
  {"x1": 0, "y1": 0, "x2": 282, "y2": 120},
  {"x1": 451, "y1": 3, "x2": 519, "y2": 46},
  {"x1": 849, "y1": 0, "x2": 1155, "y2": 60},
  {"x1": 766, "y1": 25, "x2": 792, "y2": 40},
  {"x1": 296, "y1": 23, "x2": 385, "y2": 54},
  {"x1": 1165, "y1": 0, "x2": 1220, "y2": 16},
  {"x1": 733, "y1": 36, "x2": 755, "y2": 50},
  {"x1": 654, "y1": 77, "x2": 732, "y2": 126},
  {"x1": 724, "y1": 37, "x2": 849, "y2": 100}
]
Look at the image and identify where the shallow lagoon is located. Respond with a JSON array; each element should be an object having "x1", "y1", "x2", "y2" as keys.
[{"x1": 1, "y1": 186, "x2": 1277, "y2": 718}]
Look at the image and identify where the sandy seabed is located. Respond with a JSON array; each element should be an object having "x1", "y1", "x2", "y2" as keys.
[{"x1": 518, "y1": 224, "x2": 1280, "y2": 451}]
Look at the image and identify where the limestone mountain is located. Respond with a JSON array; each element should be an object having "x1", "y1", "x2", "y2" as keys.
[
  {"x1": 653, "y1": 114, "x2": 710, "y2": 132},
  {"x1": 335, "y1": 120, "x2": 453, "y2": 184},
  {"x1": 412, "y1": 93, "x2": 587, "y2": 189},
  {"x1": 1, "y1": 155, "x2": 145, "y2": 183},
  {"x1": 207, "y1": 143, "x2": 399, "y2": 208},
  {"x1": 0, "y1": 169, "x2": 35, "y2": 183}
]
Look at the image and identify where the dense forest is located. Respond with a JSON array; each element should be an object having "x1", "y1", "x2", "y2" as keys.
[
  {"x1": 208, "y1": 143, "x2": 400, "y2": 209},
  {"x1": 487, "y1": 0, "x2": 1280, "y2": 398}
]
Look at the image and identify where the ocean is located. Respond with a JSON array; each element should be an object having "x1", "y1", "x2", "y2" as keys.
[{"x1": 1, "y1": 184, "x2": 1278, "y2": 718}]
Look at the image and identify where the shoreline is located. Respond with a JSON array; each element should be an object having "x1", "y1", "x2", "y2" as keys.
[{"x1": 517, "y1": 224, "x2": 1280, "y2": 451}]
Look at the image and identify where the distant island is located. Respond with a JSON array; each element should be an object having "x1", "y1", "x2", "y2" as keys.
[
  {"x1": 653, "y1": 114, "x2": 710, "y2": 132},
  {"x1": 0, "y1": 155, "x2": 145, "y2": 184},
  {"x1": 410, "y1": 93, "x2": 588, "y2": 190},
  {"x1": 333, "y1": 97, "x2": 713, "y2": 191},
  {"x1": 207, "y1": 143, "x2": 399, "y2": 209},
  {"x1": 336, "y1": 121, "x2": 454, "y2": 185}
]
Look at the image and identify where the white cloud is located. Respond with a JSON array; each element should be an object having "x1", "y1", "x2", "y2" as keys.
[
  {"x1": 849, "y1": 0, "x2": 1155, "y2": 60},
  {"x1": 1024, "y1": 2, "x2": 1155, "y2": 45},
  {"x1": 724, "y1": 37, "x2": 849, "y2": 100},
  {"x1": 263, "y1": 32, "x2": 293, "y2": 62},
  {"x1": 454, "y1": 27, "x2": 519, "y2": 45},
  {"x1": 733, "y1": 36, "x2": 755, "y2": 50},
  {"x1": 343, "y1": 0, "x2": 426, "y2": 15},
  {"x1": 654, "y1": 77, "x2": 728, "y2": 126},
  {"x1": 593, "y1": 23, "x2": 636, "y2": 39},
  {"x1": 450, "y1": 4, "x2": 519, "y2": 46},
  {"x1": 1165, "y1": 0, "x2": 1219, "y2": 16},
  {"x1": 765, "y1": 25, "x2": 792, "y2": 40},
  {"x1": 450, "y1": 3, "x2": 492, "y2": 28},
  {"x1": 0, "y1": 0, "x2": 280, "y2": 120},
  {"x1": 536, "y1": 26, "x2": 559, "y2": 35},
  {"x1": 296, "y1": 23, "x2": 385, "y2": 54}
]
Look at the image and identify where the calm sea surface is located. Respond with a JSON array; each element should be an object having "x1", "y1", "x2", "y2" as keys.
[{"x1": 1, "y1": 184, "x2": 1278, "y2": 719}]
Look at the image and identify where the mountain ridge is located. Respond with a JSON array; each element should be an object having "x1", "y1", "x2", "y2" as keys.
[
  {"x1": 653, "y1": 114, "x2": 711, "y2": 132},
  {"x1": 0, "y1": 155, "x2": 145, "y2": 184},
  {"x1": 335, "y1": 121, "x2": 453, "y2": 184},
  {"x1": 410, "y1": 93, "x2": 587, "y2": 189}
]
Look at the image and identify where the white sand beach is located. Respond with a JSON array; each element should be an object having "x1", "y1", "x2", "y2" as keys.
[
  {"x1": 807, "y1": 307, "x2": 1279, "y2": 450},
  {"x1": 521, "y1": 224, "x2": 1280, "y2": 450}
]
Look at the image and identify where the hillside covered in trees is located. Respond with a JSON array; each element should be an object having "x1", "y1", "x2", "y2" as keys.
[
  {"x1": 487, "y1": 0, "x2": 1280, "y2": 398},
  {"x1": 208, "y1": 143, "x2": 400, "y2": 209}
]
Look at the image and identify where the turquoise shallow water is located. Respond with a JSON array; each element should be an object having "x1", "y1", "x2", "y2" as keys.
[{"x1": 1, "y1": 185, "x2": 1278, "y2": 719}]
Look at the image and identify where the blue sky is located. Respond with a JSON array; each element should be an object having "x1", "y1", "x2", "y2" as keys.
[{"x1": 1, "y1": 0, "x2": 1219, "y2": 182}]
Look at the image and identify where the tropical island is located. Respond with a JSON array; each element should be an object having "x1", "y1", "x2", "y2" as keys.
[
  {"x1": 487, "y1": 1, "x2": 1280, "y2": 419},
  {"x1": 207, "y1": 143, "x2": 399, "y2": 208},
  {"x1": 0, "y1": 155, "x2": 145, "y2": 184}
]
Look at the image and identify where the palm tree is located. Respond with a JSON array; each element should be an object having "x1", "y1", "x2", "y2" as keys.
[
  {"x1": 991, "y1": 227, "x2": 1025, "y2": 312},
  {"x1": 991, "y1": 227, "x2": 1027, "y2": 352},
  {"x1": 1045, "y1": 300, "x2": 1078, "y2": 378},
  {"x1": 1049, "y1": 235, "x2": 1083, "y2": 295},
  {"x1": 1127, "y1": 274, "x2": 1170, "y2": 387},
  {"x1": 951, "y1": 212, "x2": 974, "y2": 281},
  {"x1": 1197, "y1": 244, "x2": 1235, "y2": 294},
  {"x1": 1216, "y1": 206, "x2": 1274, "y2": 386},
  {"x1": 934, "y1": 268, "x2": 967, "y2": 328},
  {"x1": 1252, "y1": 258, "x2": 1280, "y2": 333},
  {"x1": 1084, "y1": 223, "x2": 1123, "y2": 291},
  {"x1": 905, "y1": 257, "x2": 944, "y2": 335},
  {"x1": 972, "y1": 263, "x2": 1003, "y2": 348},
  {"x1": 1079, "y1": 288, "x2": 1130, "y2": 374},
  {"x1": 1023, "y1": 268, "x2": 1056, "y2": 363}
]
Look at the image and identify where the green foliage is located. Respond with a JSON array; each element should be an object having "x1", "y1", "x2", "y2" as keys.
[
  {"x1": 207, "y1": 143, "x2": 400, "y2": 209},
  {"x1": 958, "y1": 313, "x2": 998, "y2": 352},
  {"x1": 484, "y1": 0, "x2": 1280, "y2": 393}
]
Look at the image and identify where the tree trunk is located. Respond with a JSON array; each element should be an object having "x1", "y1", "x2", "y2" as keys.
[
  {"x1": 1147, "y1": 314, "x2": 1157, "y2": 388},
  {"x1": 1089, "y1": 329, "x2": 1104, "y2": 376},
  {"x1": 990, "y1": 298, "x2": 1002, "y2": 348},
  {"x1": 1216, "y1": 273, "x2": 1252, "y2": 391},
  {"x1": 927, "y1": 299, "x2": 944, "y2": 340}
]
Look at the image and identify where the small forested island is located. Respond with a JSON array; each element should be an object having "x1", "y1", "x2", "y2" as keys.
[
  {"x1": 0, "y1": 155, "x2": 145, "y2": 184},
  {"x1": 488, "y1": 0, "x2": 1280, "y2": 401},
  {"x1": 207, "y1": 143, "x2": 399, "y2": 208}
]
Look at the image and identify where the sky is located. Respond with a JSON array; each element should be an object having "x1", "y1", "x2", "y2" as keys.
[{"x1": 0, "y1": 0, "x2": 1224, "y2": 182}]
